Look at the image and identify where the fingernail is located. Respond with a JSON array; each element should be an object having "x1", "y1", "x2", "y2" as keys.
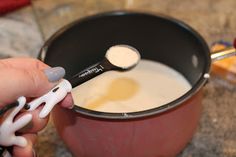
[{"x1": 44, "y1": 67, "x2": 65, "y2": 82}]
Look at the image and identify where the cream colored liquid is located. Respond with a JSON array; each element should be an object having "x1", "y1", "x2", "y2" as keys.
[{"x1": 72, "y1": 59, "x2": 191, "y2": 113}]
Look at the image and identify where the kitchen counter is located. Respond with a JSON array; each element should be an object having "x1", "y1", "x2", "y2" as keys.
[{"x1": 1, "y1": 0, "x2": 236, "y2": 156}]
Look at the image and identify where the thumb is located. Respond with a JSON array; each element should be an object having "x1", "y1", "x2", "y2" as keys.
[{"x1": 0, "y1": 67, "x2": 65, "y2": 106}]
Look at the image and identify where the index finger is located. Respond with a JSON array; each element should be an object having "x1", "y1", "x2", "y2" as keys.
[{"x1": 0, "y1": 58, "x2": 49, "y2": 70}]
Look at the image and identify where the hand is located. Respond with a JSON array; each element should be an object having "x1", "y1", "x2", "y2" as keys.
[{"x1": 0, "y1": 58, "x2": 73, "y2": 157}]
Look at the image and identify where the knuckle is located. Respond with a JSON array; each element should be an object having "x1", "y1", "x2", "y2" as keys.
[
  {"x1": 32, "y1": 58, "x2": 48, "y2": 69},
  {"x1": 35, "y1": 59, "x2": 42, "y2": 69},
  {"x1": 0, "y1": 60, "x2": 11, "y2": 68},
  {"x1": 23, "y1": 69, "x2": 41, "y2": 90}
]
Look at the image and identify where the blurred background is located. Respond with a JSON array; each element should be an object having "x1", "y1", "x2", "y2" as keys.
[{"x1": 0, "y1": 0, "x2": 236, "y2": 156}]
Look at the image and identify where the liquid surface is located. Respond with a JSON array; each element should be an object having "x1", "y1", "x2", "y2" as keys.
[{"x1": 72, "y1": 59, "x2": 191, "y2": 113}]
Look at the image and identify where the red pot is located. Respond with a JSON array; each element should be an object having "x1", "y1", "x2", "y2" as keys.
[
  {"x1": 52, "y1": 91, "x2": 202, "y2": 157},
  {"x1": 40, "y1": 11, "x2": 215, "y2": 157}
]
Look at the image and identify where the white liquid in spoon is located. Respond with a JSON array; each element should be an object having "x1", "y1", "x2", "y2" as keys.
[
  {"x1": 105, "y1": 45, "x2": 140, "y2": 69},
  {"x1": 72, "y1": 59, "x2": 191, "y2": 113}
]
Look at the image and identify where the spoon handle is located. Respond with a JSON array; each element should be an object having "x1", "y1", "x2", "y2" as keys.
[
  {"x1": 69, "y1": 59, "x2": 111, "y2": 88},
  {"x1": 0, "y1": 146, "x2": 12, "y2": 157},
  {"x1": 0, "y1": 101, "x2": 19, "y2": 116}
]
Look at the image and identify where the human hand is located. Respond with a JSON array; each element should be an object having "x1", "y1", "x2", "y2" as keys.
[{"x1": 0, "y1": 58, "x2": 73, "y2": 157}]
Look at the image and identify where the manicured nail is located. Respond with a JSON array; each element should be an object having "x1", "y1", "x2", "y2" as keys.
[{"x1": 44, "y1": 67, "x2": 65, "y2": 82}]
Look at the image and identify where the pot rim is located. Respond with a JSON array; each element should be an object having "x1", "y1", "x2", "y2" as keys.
[{"x1": 39, "y1": 10, "x2": 211, "y2": 120}]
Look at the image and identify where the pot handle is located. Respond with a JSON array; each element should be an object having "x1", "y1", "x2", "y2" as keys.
[
  {"x1": 211, "y1": 39, "x2": 236, "y2": 62},
  {"x1": 211, "y1": 47, "x2": 236, "y2": 62}
]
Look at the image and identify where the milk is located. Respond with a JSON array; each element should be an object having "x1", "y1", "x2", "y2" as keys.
[{"x1": 72, "y1": 59, "x2": 191, "y2": 113}]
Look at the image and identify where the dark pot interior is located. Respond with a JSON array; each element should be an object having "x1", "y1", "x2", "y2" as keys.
[{"x1": 40, "y1": 11, "x2": 211, "y2": 118}]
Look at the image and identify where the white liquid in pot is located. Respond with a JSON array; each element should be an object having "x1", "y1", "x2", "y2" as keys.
[{"x1": 72, "y1": 59, "x2": 191, "y2": 113}]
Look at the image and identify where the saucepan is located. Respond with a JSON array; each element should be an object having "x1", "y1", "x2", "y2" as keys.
[{"x1": 39, "y1": 11, "x2": 235, "y2": 157}]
